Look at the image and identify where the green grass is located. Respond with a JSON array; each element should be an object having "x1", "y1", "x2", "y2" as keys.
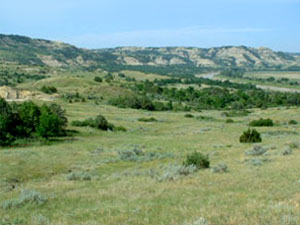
[
  {"x1": 1, "y1": 99, "x2": 300, "y2": 224},
  {"x1": 217, "y1": 71, "x2": 300, "y2": 92}
]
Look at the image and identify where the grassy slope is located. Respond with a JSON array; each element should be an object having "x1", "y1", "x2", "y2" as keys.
[
  {"x1": 1, "y1": 99, "x2": 300, "y2": 224},
  {"x1": 217, "y1": 71, "x2": 300, "y2": 91}
]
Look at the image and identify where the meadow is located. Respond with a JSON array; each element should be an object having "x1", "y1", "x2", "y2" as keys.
[{"x1": 1, "y1": 96, "x2": 300, "y2": 224}]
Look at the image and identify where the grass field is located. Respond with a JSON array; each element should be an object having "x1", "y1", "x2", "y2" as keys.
[
  {"x1": 217, "y1": 71, "x2": 300, "y2": 92},
  {"x1": 1, "y1": 98, "x2": 300, "y2": 224},
  {"x1": 245, "y1": 71, "x2": 300, "y2": 81}
]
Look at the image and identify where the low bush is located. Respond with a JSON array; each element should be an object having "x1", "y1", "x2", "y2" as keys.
[
  {"x1": 245, "y1": 158, "x2": 270, "y2": 166},
  {"x1": 40, "y1": 86, "x2": 57, "y2": 94},
  {"x1": 118, "y1": 148, "x2": 173, "y2": 162},
  {"x1": 138, "y1": 117, "x2": 157, "y2": 122},
  {"x1": 183, "y1": 152, "x2": 210, "y2": 169},
  {"x1": 249, "y1": 118, "x2": 274, "y2": 127},
  {"x1": 282, "y1": 147, "x2": 293, "y2": 155},
  {"x1": 225, "y1": 118, "x2": 234, "y2": 123},
  {"x1": 211, "y1": 163, "x2": 228, "y2": 173},
  {"x1": 240, "y1": 129, "x2": 262, "y2": 143},
  {"x1": 288, "y1": 141, "x2": 300, "y2": 149},
  {"x1": 222, "y1": 110, "x2": 251, "y2": 117},
  {"x1": 245, "y1": 145, "x2": 267, "y2": 156},
  {"x1": 288, "y1": 120, "x2": 298, "y2": 125},
  {"x1": 184, "y1": 114, "x2": 194, "y2": 118},
  {"x1": 196, "y1": 116, "x2": 213, "y2": 121},
  {"x1": 158, "y1": 164, "x2": 198, "y2": 181},
  {"x1": 262, "y1": 130, "x2": 298, "y2": 137},
  {"x1": 113, "y1": 126, "x2": 127, "y2": 132},
  {"x1": 1, "y1": 190, "x2": 47, "y2": 209},
  {"x1": 71, "y1": 114, "x2": 121, "y2": 131},
  {"x1": 66, "y1": 172, "x2": 92, "y2": 181},
  {"x1": 94, "y1": 76, "x2": 102, "y2": 83},
  {"x1": 108, "y1": 95, "x2": 155, "y2": 111}
]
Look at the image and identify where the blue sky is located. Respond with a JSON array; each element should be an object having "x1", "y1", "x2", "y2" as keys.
[{"x1": 1, "y1": 0, "x2": 299, "y2": 52}]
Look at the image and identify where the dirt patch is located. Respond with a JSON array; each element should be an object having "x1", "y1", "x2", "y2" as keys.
[{"x1": 0, "y1": 86, "x2": 57, "y2": 101}]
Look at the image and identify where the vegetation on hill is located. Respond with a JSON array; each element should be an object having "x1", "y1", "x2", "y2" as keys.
[{"x1": 1, "y1": 34, "x2": 300, "y2": 73}]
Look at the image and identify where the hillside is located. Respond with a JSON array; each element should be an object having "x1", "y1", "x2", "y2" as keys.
[{"x1": 0, "y1": 34, "x2": 300, "y2": 73}]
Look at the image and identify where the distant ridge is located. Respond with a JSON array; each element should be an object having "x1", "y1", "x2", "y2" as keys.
[{"x1": 0, "y1": 33, "x2": 299, "y2": 72}]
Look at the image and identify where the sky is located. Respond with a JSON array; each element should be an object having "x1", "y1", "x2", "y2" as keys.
[{"x1": 0, "y1": 0, "x2": 299, "y2": 52}]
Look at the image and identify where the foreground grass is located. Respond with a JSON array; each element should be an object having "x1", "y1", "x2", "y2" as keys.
[{"x1": 1, "y1": 101, "x2": 300, "y2": 225}]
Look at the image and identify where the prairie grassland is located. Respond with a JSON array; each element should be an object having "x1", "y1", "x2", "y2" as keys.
[
  {"x1": 1, "y1": 101, "x2": 300, "y2": 225},
  {"x1": 217, "y1": 71, "x2": 300, "y2": 92},
  {"x1": 120, "y1": 70, "x2": 167, "y2": 81},
  {"x1": 245, "y1": 71, "x2": 300, "y2": 81}
]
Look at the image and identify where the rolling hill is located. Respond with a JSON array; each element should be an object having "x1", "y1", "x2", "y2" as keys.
[{"x1": 0, "y1": 33, "x2": 300, "y2": 73}]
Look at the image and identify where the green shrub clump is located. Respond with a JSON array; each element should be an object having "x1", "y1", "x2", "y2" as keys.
[
  {"x1": 288, "y1": 120, "x2": 298, "y2": 125},
  {"x1": 94, "y1": 76, "x2": 103, "y2": 83},
  {"x1": 225, "y1": 118, "x2": 234, "y2": 123},
  {"x1": 40, "y1": 86, "x2": 57, "y2": 94},
  {"x1": 240, "y1": 128, "x2": 262, "y2": 143},
  {"x1": 71, "y1": 114, "x2": 126, "y2": 132},
  {"x1": 183, "y1": 152, "x2": 210, "y2": 169},
  {"x1": 184, "y1": 114, "x2": 194, "y2": 118},
  {"x1": 249, "y1": 118, "x2": 274, "y2": 127},
  {"x1": 138, "y1": 117, "x2": 157, "y2": 122}
]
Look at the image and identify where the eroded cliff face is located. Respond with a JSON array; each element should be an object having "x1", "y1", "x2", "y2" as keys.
[
  {"x1": 110, "y1": 46, "x2": 300, "y2": 69},
  {"x1": 0, "y1": 86, "x2": 57, "y2": 101},
  {"x1": 0, "y1": 34, "x2": 299, "y2": 70}
]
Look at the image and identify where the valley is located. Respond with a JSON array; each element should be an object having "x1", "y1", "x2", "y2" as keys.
[{"x1": 0, "y1": 34, "x2": 300, "y2": 225}]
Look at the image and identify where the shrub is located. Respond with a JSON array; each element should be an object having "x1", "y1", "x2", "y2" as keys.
[
  {"x1": 249, "y1": 118, "x2": 274, "y2": 127},
  {"x1": 245, "y1": 145, "x2": 267, "y2": 156},
  {"x1": 71, "y1": 114, "x2": 126, "y2": 131},
  {"x1": 1, "y1": 190, "x2": 47, "y2": 209},
  {"x1": 117, "y1": 147, "x2": 173, "y2": 162},
  {"x1": 184, "y1": 114, "x2": 194, "y2": 118},
  {"x1": 245, "y1": 158, "x2": 270, "y2": 166},
  {"x1": 288, "y1": 141, "x2": 300, "y2": 149},
  {"x1": 225, "y1": 118, "x2": 234, "y2": 123},
  {"x1": 158, "y1": 164, "x2": 198, "y2": 182},
  {"x1": 40, "y1": 86, "x2": 57, "y2": 94},
  {"x1": 113, "y1": 126, "x2": 127, "y2": 132},
  {"x1": 94, "y1": 76, "x2": 102, "y2": 83},
  {"x1": 108, "y1": 95, "x2": 155, "y2": 111},
  {"x1": 92, "y1": 115, "x2": 110, "y2": 130},
  {"x1": 288, "y1": 120, "x2": 298, "y2": 125},
  {"x1": 138, "y1": 117, "x2": 157, "y2": 122},
  {"x1": 211, "y1": 163, "x2": 228, "y2": 173},
  {"x1": 66, "y1": 172, "x2": 92, "y2": 181},
  {"x1": 183, "y1": 152, "x2": 210, "y2": 169},
  {"x1": 222, "y1": 110, "x2": 250, "y2": 117},
  {"x1": 282, "y1": 147, "x2": 293, "y2": 155},
  {"x1": 240, "y1": 129, "x2": 262, "y2": 143},
  {"x1": 71, "y1": 120, "x2": 90, "y2": 127}
]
